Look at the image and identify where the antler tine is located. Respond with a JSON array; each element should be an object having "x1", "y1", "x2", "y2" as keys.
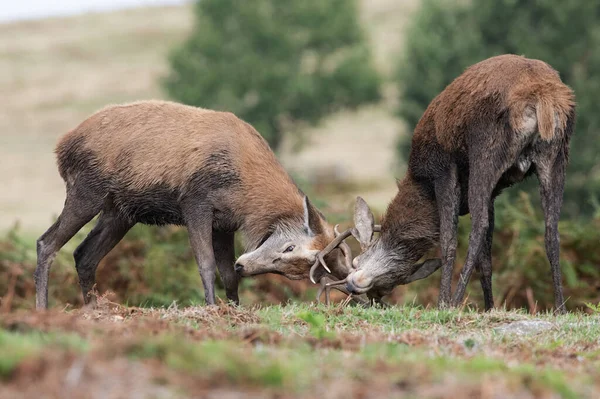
[
  {"x1": 334, "y1": 224, "x2": 342, "y2": 237},
  {"x1": 316, "y1": 278, "x2": 331, "y2": 305},
  {"x1": 334, "y1": 224, "x2": 354, "y2": 271},
  {"x1": 339, "y1": 241, "x2": 353, "y2": 270},
  {"x1": 309, "y1": 227, "x2": 353, "y2": 284},
  {"x1": 309, "y1": 258, "x2": 323, "y2": 285},
  {"x1": 325, "y1": 277, "x2": 347, "y2": 287},
  {"x1": 316, "y1": 277, "x2": 368, "y2": 306}
]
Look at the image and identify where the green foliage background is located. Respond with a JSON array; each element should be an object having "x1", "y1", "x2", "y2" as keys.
[
  {"x1": 164, "y1": 0, "x2": 381, "y2": 148},
  {"x1": 395, "y1": 0, "x2": 600, "y2": 218}
]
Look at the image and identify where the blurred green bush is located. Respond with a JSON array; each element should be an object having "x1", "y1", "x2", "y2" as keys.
[
  {"x1": 164, "y1": 0, "x2": 381, "y2": 148},
  {"x1": 395, "y1": 0, "x2": 600, "y2": 218}
]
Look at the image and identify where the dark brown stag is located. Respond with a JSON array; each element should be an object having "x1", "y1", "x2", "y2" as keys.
[{"x1": 313, "y1": 54, "x2": 575, "y2": 313}]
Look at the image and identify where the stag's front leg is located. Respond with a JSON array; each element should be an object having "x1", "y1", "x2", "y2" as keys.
[
  {"x1": 477, "y1": 205, "x2": 495, "y2": 311},
  {"x1": 452, "y1": 145, "x2": 510, "y2": 307},
  {"x1": 434, "y1": 164, "x2": 460, "y2": 309},
  {"x1": 184, "y1": 203, "x2": 218, "y2": 305},
  {"x1": 213, "y1": 230, "x2": 239, "y2": 305}
]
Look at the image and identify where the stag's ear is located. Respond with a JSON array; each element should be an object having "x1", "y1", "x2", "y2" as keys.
[
  {"x1": 303, "y1": 196, "x2": 323, "y2": 236},
  {"x1": 353, "y1": 196, "x2": 375, "y2": 250},
  {"x1": 406, "y1": 258, "x2": 442, "y2": 283}
]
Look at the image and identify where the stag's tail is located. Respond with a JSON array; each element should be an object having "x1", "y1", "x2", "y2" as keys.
[
  {"x1": 510, "y1": 80, "x2": 575, "y2": 142},
  {"x1": 536, "y1": 87, "x2": 575, "y2": 141}
]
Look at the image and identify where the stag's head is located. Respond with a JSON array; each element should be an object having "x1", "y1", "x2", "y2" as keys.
[
  {"x1": 235, "y1": 196, "x2": 352, "y2": 283},
  {"x1": 311, "y1": 197, "x2": 441, "y2": 301}
]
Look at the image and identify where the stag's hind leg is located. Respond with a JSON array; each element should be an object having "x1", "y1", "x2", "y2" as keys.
[
  {"x1": 35, "y1": 189, "x2": 102, "y2": 309},
  {"x1": 535, "y1": 146, "x2": 568, "y2": 314},
  {"x1": 73, "y1": 208, "x2": 133, "y2": 305}
]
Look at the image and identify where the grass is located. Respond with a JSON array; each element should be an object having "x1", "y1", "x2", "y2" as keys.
[
  {"x1": 126, "y1": 336, "x2": 582, "y2": 395},
  {"x1": 127, "y1": 338, "x2": 317, "y2": 389},
  {"x1": 0, "y1": 330, "x2": 87, "y2": 379},
  {"x1": 1, "y1": 301, "x2": 598, "y2": 397}
]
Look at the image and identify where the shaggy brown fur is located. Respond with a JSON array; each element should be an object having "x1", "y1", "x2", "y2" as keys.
[
  {"x1": 355, "y1": 55, "x2": 575, "y2": 312},
  {"x1": 55, "y1": 101, "x2": 307, "y2": 249},
  {"x1": 419, "y1": 55, "x2": 574, "y2": 153},
  {"x1": 36, "y1": 101, "x2": 340, "y2": 309},
  {"x1": 380, "y1": 176, "x2": 439, "y2": 261}
]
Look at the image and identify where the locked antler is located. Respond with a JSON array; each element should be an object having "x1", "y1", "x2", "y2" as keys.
[
  {"x1": 309, "y1": 223, "x2": 380, "y2": 285},
  {"x1": 309, "y1": 225, "x2": 354, "y2": 284}
]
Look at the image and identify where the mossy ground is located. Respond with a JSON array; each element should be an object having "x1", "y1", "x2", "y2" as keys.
[{"x1": 1, "y1": 297, "x2": 598, "y2": 398}]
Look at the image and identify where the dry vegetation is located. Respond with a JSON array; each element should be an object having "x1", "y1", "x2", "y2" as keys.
[{"x1": 1, "y1": 296, "x2": 599, "y2": 398}]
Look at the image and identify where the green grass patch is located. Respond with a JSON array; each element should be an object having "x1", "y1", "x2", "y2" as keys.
[
  {"x1": 296, "y1": 310, "x2": 335, "y2": 339},
  {"x1": 0, "y1": 330, "x2": 88, "y2": 379},
  {"x1": 0, "y1": 304, "x2": 598, "y2": 397},
  {"x1": 126, "y1": 336, "x2": 317, "y2": 390},
  {"x1": 257, "y1": 302, "x2": 512, "y2": 335},
  {"x1": 123, "y1": 331, "x2": 587, "y2": 397}
]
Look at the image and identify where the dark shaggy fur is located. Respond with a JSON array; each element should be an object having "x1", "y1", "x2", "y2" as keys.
[{"x1": 378, "y1": 55, "x2": 575, "y2": 312}]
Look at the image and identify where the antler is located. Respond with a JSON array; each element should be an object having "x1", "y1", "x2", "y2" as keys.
[
  {"x1": 316, "y1": 277, "x2": 369, "y2": 306},
  {"x1": 335, "y1": 225, "x2": 353, "y2": 272},
  {"x1": 309, "y1": 224, "x2": 383, "y2": 284},
  {"x1": 309, "y1": 225, "x2": 354, "y2": 284},
  {"x1": 326, "y1": 277, "x2": 347, "y2": 286},
  {"x1": 311, "y1": 219, "x2": 384, "y2": 307}
]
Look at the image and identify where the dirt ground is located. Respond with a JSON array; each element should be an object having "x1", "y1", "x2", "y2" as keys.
[{"x1": 1, "y1": 295, "x2": 599, "y2": 398}]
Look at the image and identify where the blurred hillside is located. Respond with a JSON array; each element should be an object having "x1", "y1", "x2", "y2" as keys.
[
  {"x1": 0, "y1": 5, "x2": 193, "y2": 232},
  {"x1": 0, "y1": 0, "x2": 419, "y2": 233}
]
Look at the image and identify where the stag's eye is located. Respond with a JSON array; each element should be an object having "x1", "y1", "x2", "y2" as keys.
[{"x1": 283, "y1": 245, "x2": 295, "y2": 253}]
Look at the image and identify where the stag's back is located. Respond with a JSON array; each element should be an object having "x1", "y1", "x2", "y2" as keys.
[
  {"x1": 413, "y1": 54, "x2": 575, "y2": 153},
  {"x1": 58, "y1": 101, "x2": 282, "y2": 187},
  {"x1": 55, "y1": 101, "x2": 304, "y2": 230}
]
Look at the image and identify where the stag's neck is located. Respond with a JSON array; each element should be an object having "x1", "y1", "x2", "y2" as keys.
[
  {"x1": 235, "y1": 163, "x2": 306, "y2": 251},
  {"x1": 242, "y1": 211, "x2": 304, "y2": 252},
  {"x1": 380, "y1": 175, "x2": 440, "y2": 263}
]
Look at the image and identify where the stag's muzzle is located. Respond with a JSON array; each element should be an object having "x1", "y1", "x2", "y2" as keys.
[{"x1": 342, "y1": 270, "x2": 374, "y2": 294}]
